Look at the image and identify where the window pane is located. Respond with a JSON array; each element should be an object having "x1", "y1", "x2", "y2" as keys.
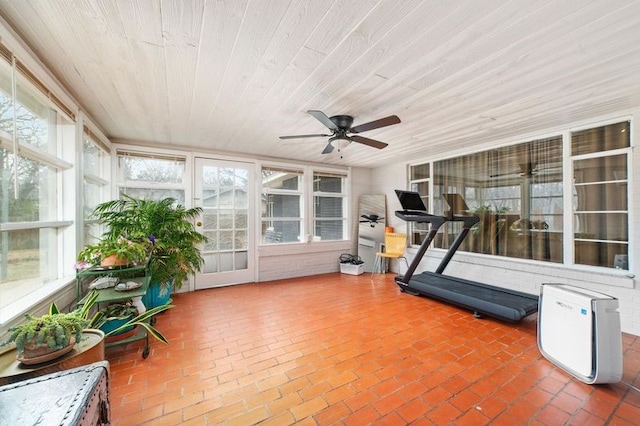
[
  {"x1": 219, "y1": 231, "x2": 233, "y2": 250},
  {"x1": 235, "y1": 252, "x2": 248, "y2": 269},
  {"x1": 314, "y1": 196, "x2": 343, "y2": 218},
  {"x1": 118, "y1": 155, "x2": 185, "y2": 184},
  {"x1": 262, "y1": 194, "x2": 300, "y2": 218},
  {"x1": 574, "y1": 240, "x2": 628, "y2": 269},
  {"x1": 433, "y1": 136, "x2": 563, "y2": 263},
  {"x1": 203, "y1": 253, "x2": 218, "y2": 273},
  {"x1": 16, "y1": 81, "x2": 52, "y2": 152},
  {"x1": 314, "y1": 219, "x2": 343, "y2": 240},
  {"x1": 1, "y1": 150, "x2": 57, "y2": 222},
  {"x1": 574, "y1": 155, "x2": 627, "y2": 184},
  {"x1": 262, "y1": 220, "x2": 300, "y2": 243},
  {"x1": 574, "y1": 212, "x2": 628, "y2": 241},
  {"x1": 83, "y1": 179, "x2": 101, "y2": 218},
  {"x1": 119, "y1": 188, "x2": 185, "y2": 205},
  {"x1": 571, "y1": 121, "x2": 629, "y2": 155},
  {"x1": 219, "y1": 210, "x2": 233, "y2": 229},
  {"x1": 262, "y1": 168, "x2": 302, "y2": 190},
  {"x1": 0, "y1": 228, "x2": 57, "y2": 309},
  {"x1": 235, "y1": 211, "x2": 247, "y2": 228},
  {"x1": 410, "y1": 164, "x2": 430, "y2": 180},
  {"x1": 234, "y1": 231, "x2": 247, "y2": 250},
  {"x1": 204, "y1": 231, "x2": 217, "y2": 251},
  {"x1": 314, "y1": 173, "x2": 343, "y2": 193},
  {"x1": 314, "y1": 196, "x2": 344, "y2": 239},
  {"x1": 219, "y1": 252, "x2": 233, "y2": 272},
  {"x1": 574, "y1": 183, "x2": 627, "y2": 211},
  {"x1": 0, "y1": 62, "x2": 13, "y2": 136},
  {"x1": 83, "y1": 138, "x2": 102, "y2": 172}
]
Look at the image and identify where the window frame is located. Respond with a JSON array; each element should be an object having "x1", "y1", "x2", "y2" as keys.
[
  {"x1": 569, "y1": 120, "x2": 631, "y2": 270},
  {"x1": 115, "y1": 149, "x2": 188, "y2": 204},
  {"x1": 260, "y1": 166, "x2": 304, "y2": 244},
  {"x1": 406, "y1": 118, "x2": 633, "y2": 272},
  {"x1": 259, "y1": 164, "x2": 350, "y2": 245},
  {"x1": 312, "y1": 171, "x2": 348, "y2": 242}
]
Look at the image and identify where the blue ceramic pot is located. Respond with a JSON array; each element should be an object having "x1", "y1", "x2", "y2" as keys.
[
  {"x1": 100, "y1": 316, "x2": 134, "y2": 335},
  {"x1": 141, "y1": 279, "x2": 174, "y2": 308}
]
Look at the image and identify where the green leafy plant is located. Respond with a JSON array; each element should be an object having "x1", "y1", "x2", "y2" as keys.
[
  {"x1": 94, "y1": 301, "x2": 139, "y2": 324},
  {"x1": 76, "y1": 236, "x2": 151, "y2": 268},
  {"x1": 88, "y1": 196, "x2": 207, "y2": 289}
]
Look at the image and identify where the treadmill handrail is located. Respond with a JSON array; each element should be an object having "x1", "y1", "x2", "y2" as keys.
[
  {"x1": 395, "y1": 212, "x2": 447, "y2": 283},
  {"x1": 434, "y1": 215, "x2": 480, "y2": 274},
  {"x1": 395, "y1": 212, "x2": 479, "y2": 282}
]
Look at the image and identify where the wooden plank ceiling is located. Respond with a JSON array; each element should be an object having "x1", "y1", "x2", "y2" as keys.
[{"x1": 0, "y1": 0, "x2": 639, "y2": 168}]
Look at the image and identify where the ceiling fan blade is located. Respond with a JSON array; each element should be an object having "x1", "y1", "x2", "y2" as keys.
[
  {"x1": 350, "y1": 135, "x2": 388, "y2": 149},
  {"x1": 307, "y1": 110, "x2": 339, "y2": 130},
  {"x1": 321, "y1": 142, "x2": 334, "y2": 154},
  {"x1": 279, "y1": 133, "x2": 330, "y2": 139},
  {"x1": 350, "y1": 115, "x2": 400, "y2": 133}
]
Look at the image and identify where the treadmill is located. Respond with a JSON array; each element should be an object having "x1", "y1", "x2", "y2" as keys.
[{"x1": 394, "y1": 190, "x2": 538, "y2": 323}]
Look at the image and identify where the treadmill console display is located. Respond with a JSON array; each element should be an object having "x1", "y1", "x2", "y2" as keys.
[{"x1": 395, "y1": 190, "x2": 427, "y2": 211}]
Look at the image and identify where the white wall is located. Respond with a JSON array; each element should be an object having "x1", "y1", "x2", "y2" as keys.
[{"x1": 257, "y1": 241, "x2": 351, "y2": 281}]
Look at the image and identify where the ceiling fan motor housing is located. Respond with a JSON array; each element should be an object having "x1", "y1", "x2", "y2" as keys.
[{"x1": 330, "y1": 115, "x2": 354, "y2": 129}]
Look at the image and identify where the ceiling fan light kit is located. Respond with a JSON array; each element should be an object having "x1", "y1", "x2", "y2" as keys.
[{"x1": 280, "y1": 110, "x2": 401, "y2": 155}]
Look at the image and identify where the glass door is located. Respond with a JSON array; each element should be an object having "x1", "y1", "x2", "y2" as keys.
[{"x1": 194, "y1": 158, "x2": 254, "y2": 288}]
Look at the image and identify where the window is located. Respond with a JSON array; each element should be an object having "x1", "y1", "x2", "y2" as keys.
[
  {"x1": 313, "y1": 172, "x2": 347, "y2": 241},
  {"x1": 82, "y1": 127, "x2": 110, "y2": 245},
  {"x1": 432, "y1": 136, "x2": 564, "y2": 262},
  {"x1": 117, "y1": 151, "x2": 186, "y2": 203},
  {"x1": 409, "y1": 121, "x2": 632, "y2": 271},
  {"x1": 261, "y1": 167, "x2": 303, "y2": 243},
  {"x1": 0, "y1": 45, "x2": 75, "y2": 310},
  {"x1": 260, "y1": 166, "x2": 349, "y2": 244},
  {"x1": 408, "y1": 164, "x2": 430, "y2": 245},
  {"x1": 571, "y1": 121, "x2": 630, "y2": 269}
]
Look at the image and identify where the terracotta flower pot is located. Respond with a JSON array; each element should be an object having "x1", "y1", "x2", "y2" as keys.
[
  {"x1": 18, "y1": 336, "x2": 76, "y2": 365},
  {"x1": 100, "y1": 254, "x2": 129, "y2": 268}
]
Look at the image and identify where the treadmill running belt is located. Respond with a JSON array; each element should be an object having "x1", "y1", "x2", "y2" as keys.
[{"x1": 406, "y1": 272, "x2": 539, "y2": 322}]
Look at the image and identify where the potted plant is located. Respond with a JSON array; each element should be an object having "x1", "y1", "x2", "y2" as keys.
[
  {"x1": 77, "y1": 235, "x2": 151, "y2": 268},
  {"x1": 94, "y1": 301, "x2": 139, "y2": 339},
  {"x1": 77, "y1": 290, "x2": 174, "y2": 345},
  {"x1": 85, "y1": 295, "x2": 174, "y2": 346},
  {"x1": 88, "y1": 196, "x2": 207, "y2": 307},
  {"x1": 2, "y1": 304, "x2": 88, "y2": 364}
]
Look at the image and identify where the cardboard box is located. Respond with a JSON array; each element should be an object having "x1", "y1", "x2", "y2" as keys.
[{"x1": 340, "y1": 263, "x2": 364, "y2": 275}]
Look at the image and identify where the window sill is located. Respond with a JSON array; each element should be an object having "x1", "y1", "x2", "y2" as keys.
[
  {"x1": 0, "y1": 276, "x2": 76, "y2": 327},
  {"x1": 405, "y1": 247, "x2": 635, "y2": 289}
]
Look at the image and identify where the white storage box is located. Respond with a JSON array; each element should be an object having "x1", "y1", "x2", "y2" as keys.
[{"x1": 340, "y1": 263, "x2": 364, "y2": 275}]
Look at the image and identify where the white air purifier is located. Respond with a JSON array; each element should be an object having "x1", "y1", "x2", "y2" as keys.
[{"x1": 538, "y1": 283, "x2": 622, "y2": 384}]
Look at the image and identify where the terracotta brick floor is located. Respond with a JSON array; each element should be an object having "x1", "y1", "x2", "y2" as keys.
[{"x1": 107, "y1": 273, "x2": 640, "y2": 425}]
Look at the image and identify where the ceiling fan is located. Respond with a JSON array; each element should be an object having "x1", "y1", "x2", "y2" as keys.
[
  {"x1": 360, "y1": 214, "x2": 385, "y2": 227},
  {"x1": 279, "y1": 110, "x2": 401, "y2": 154}
]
